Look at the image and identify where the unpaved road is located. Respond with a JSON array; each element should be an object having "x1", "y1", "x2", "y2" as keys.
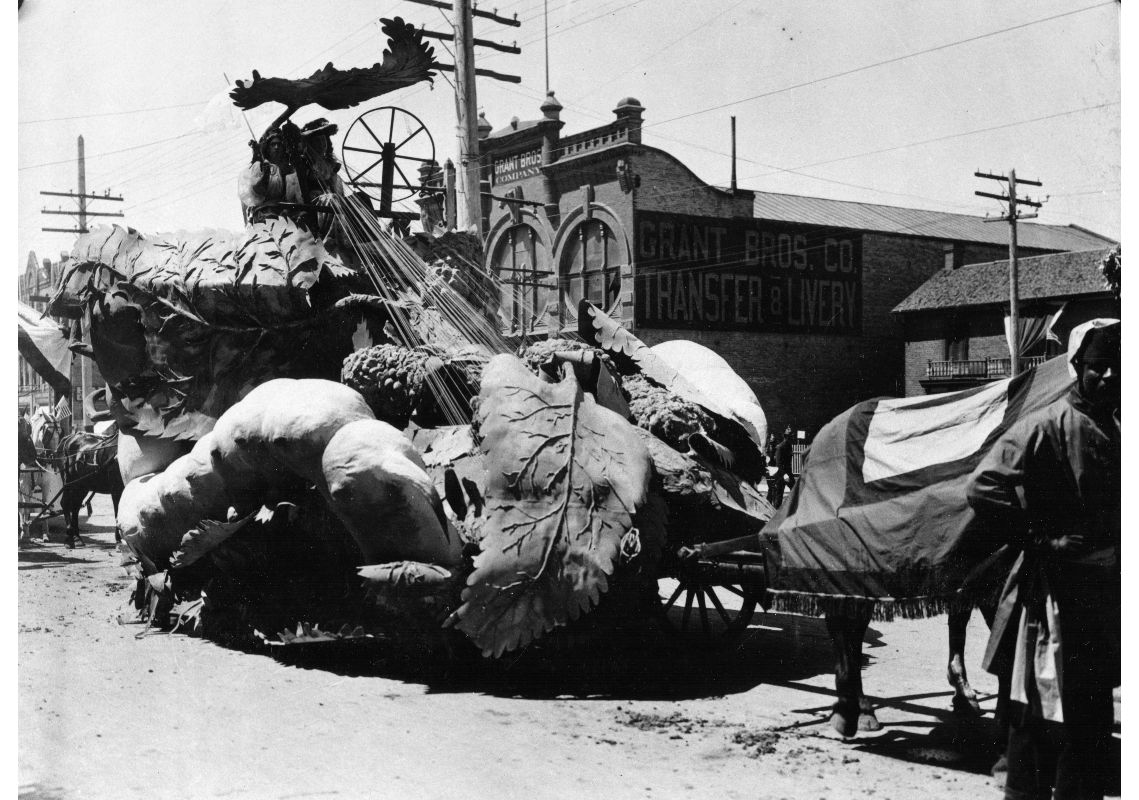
[{"x1": 19, "y1": 496, "x2": 1118, "y2": 800}]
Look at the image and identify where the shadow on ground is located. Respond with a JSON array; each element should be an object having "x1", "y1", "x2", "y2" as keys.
[
  {"x1": 201, "y1": 608, "x2": 843, "y2": 706},
  {"x1": 17, "y1": 548, "x2": 92, "y2": 570}
]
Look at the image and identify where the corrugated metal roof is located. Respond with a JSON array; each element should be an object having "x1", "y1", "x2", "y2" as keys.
[
  {"x1": 751, "y1": 191, "x2": 1115, "y2": 252},
  {"x1": 893, "y1": 248, "x2": 1114, "y2": 313}
]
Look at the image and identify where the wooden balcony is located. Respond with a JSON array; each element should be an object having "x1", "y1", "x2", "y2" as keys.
[{"x1": 926, "y1": 355, "x2": 1050, "y2": 382}]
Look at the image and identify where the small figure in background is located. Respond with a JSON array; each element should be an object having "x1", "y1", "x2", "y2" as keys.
[{"x1": 768, "y1": 425, "x2": 796, "y2": 507}]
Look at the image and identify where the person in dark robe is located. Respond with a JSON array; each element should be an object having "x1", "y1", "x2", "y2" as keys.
[
  {"x1": 967, "y1": 319, "x2": 1120, "y2": 800},
  {"x1": 769, "y1": 425, "x2": 796, "y2": 507}
]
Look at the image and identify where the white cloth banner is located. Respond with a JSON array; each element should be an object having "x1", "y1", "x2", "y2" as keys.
[{"x1": 18, "y1": 301, "x2": 72, "y2": 391}]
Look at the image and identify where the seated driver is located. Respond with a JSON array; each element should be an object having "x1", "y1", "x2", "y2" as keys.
[{"x1": 238, "y1": 128, "x2": 303, "y2": 222}]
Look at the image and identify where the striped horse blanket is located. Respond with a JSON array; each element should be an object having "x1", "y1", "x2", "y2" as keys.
[{"x1": 763, "y1": 355, "x2": 1073, "y2": 620}]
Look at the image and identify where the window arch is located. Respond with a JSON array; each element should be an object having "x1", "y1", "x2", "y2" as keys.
[
  {"x1": 560, "y1": 219, "x2": 622, "y2": 321},
  {"x1": 490, "y1": 224, "x2": 551, "y2": 335}
]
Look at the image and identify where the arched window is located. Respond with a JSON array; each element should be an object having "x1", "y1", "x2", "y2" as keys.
[
  {"x1": 561, "y1": 220, "x2": 621, "y2": 321},
  {"x1": 491, "y1": 224, "x2": 550, "y2": 335}
]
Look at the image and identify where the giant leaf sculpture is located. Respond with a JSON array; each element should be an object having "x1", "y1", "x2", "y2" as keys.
[
  {"x1": 230, "y1": 18, "x2": 438, "y2": 113},
  {"x1": 54, "y1": 222, "x2": 367, "y2": 439},
  {"x1": 451, "y1": 354, "x2": 653, "y2": 657}
]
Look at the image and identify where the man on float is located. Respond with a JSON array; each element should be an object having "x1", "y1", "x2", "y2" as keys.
[{"x1": 238, "y1": 126, "x2": 303, "y2": 223}]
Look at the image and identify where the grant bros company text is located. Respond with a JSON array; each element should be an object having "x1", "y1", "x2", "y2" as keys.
[{"x1": 633, "y1": 211, "x2": 862, "y2": 335}]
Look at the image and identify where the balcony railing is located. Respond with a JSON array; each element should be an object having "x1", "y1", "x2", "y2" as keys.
[{"x1": 927, "y1": 355, "x2": 1051, "y2": 381}]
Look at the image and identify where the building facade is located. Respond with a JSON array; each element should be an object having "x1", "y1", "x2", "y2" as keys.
[
  {"x1": 894, "y1": 248, "x2": 1119, "y2": 395},
  {"x1": 445, "y1": 95, "x2": 1114, "y2": 434},
  {"x1": 18, "y1": 250, "x2": 106, "y2": 426}
]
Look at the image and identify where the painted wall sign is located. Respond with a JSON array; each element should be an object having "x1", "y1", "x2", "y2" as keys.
[
  {"x1": 493, "y1": 148, "x2": 542, "y2": 186},
  {"x1": 633, "y1": 211, "x2": 862, "y2": 335}
]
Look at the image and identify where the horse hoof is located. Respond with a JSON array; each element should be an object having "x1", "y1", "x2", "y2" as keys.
[
  {"x1": 857, "y1": 711, "x2": 882, "y2": 732},
  {"x1": 952, "y1": 693, "x2": 983, "y2": 717},
  {"x1": 830, "y1": 707, "x2": 859, "y2": 738},
  {"x1": 65, "y1": 538, "x2": 76, "y2": 550},
  {"x1": 990, "y1": 754, "x2": 1008, "y2": 777}
]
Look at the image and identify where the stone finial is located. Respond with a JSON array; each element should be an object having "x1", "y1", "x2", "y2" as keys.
[
  {"x1": 614, "y1": 97, "x2": 645, "y2": 143},
  {"x1": 418, "y1": 159, "x2": 442, "y2": 186},
  {"x1": 614, "y1": 97, "x2": 645, "y2": 121},
  {"x1": 477, "y1": 111, "x2": 492, "y2": 139},
  {"x1": 540, "y1": 91, "x2": 563, "y2": 121}
]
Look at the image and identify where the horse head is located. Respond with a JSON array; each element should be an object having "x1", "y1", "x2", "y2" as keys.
[{"x1": 30, "y1": 406, "x2": 65, "y2": 455}]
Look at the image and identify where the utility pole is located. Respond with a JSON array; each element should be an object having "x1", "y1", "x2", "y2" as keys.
[
  {"x1": 453, "y1": 0, "x2": 482, "y2": 236},
  {"x1": 975, "y1": 168, "x2": 1043, "y2": 377},
  {"x1": 407, "y1": 0, "x2": 522, "y2": 237},
  {"x1": 41, "y1": 135, "x2": 124, "y2": 235},
  {"x1": 40, "y1": 135, "x2": 124, "y2": 428}
]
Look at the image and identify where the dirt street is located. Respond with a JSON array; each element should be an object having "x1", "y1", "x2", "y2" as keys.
[{"x1": 18, "y1": 496, "x2": 1118, "y2": 800}]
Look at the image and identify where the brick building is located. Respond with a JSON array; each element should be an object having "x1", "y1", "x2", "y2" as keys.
[
  {"x1": 894, "y1": 247, "x2": 1119, "y2": 396},
  {"x1": 442, "y1": 94, "x2": 1114, "y2": 434}
]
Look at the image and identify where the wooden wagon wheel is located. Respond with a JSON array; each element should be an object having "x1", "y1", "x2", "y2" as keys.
[
  {"x1": 341, "y1": 106, "x2": 436, "y2": 211},
  {"x1": 657, "y1": 572, "x2": 760, "y2": 645}
]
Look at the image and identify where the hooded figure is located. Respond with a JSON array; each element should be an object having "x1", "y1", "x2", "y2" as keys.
[{"x1": 967, "y1": 319, "x2": 1120, "y2": 800}]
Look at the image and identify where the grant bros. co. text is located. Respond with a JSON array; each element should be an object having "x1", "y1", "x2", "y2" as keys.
[{"x1": 633, "y1": 211, "x2": 862, "y2": 335}]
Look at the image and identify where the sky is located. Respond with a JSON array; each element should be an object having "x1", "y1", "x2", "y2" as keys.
[{"x1": 16, "y1": 0, "x2": 1121, "y2": 272}]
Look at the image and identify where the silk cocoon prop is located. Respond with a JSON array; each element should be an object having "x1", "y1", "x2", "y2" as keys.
[{"x1": 117, "y1": 378, "x2": 462, "y2": 572}]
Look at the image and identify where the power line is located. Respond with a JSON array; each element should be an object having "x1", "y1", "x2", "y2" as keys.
[
  {"x1": 481, "y1": 86, "x2": 1118, "y2": 226},
  {"x1": 20, "y1": 100, "x2": 210, "y2": 125},
  {"x1": 19, "y1": 133, "x2": 196, "y2": 172},
  {"x1": 565, "y1": 0, "x2": 748, "y2": 106},
  {"x1": 644, "y1": 1, "x2": 1116, "y2": 129},
  {"x1": 748, "y1": 101, "x2": 1119, "y2": 180}
]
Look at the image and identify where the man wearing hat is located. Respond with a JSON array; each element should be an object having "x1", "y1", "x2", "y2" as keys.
[
  {"x1": 967, "y1": 319, "x2": 1120, "y2": 800},
  {"x1": 298, "y1": 117, "x2": 343, "y2": 195}
]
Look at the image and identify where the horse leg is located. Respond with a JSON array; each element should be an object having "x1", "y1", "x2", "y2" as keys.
[
  {"x1": 947, "y1": 605, "x2": 983, "y2": 716},
  {"x1": 825, "y1": 613, "x2": 859, "y2": 736},
  {"x1": 826, "y1": 609, "x2": 875, "y2": 736},
  {"x1": 849, "y1": 611, "x2": 880, "y2": 732},
  {"x1": 63, "y1": 488, "x2": 83, "y2": 548}
]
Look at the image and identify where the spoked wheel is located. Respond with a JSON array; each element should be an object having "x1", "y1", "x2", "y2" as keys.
[
  {"x1": 341, "y1": 106, "x2": 436, "y2": 210},
  {"x1": 657, "y1": 575, "x2": 759, "y2": 646}
]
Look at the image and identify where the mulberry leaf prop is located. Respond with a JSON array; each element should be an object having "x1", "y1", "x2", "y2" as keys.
[{"x1": 452, "y1": 355, "x2": 652, "y2": 657}]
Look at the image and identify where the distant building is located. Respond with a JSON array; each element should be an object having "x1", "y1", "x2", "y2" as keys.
[
  {"x1": 424, "y1": 93, "x2": 1115, "y2": 434},
  {"x1": 894, "y1": 247, "x2": 1119, "y2": 395},
  {"x1": 18, "y1": 250, "x2": 106, "y2": 426},
  {"x1": 19, "y1": 251, "x2": 66, "y2": 412}
]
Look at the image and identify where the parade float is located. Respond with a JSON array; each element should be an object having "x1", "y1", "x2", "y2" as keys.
[{"x1": 47, "y1": 18, "x2": 777, "y2": 661}]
